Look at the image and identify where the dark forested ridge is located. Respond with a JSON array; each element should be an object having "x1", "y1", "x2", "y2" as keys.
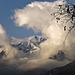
[{"x1": 45, "y1": 60, "x2": 75, "y2": 75}]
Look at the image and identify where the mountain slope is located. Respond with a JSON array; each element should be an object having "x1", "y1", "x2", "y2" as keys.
[{"x1": 46, "y1": 60, "x2": 75, "y2": 75}]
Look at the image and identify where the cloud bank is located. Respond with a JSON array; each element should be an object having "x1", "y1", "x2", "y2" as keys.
[{"x1": 0, "y1": 0, "x2": 75, "y2": 72}]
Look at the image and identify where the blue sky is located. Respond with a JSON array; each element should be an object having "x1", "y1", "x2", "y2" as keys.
[
  {"x1": 0, "y1": 0, "x2": 56, "y2": 38},
  {"x1": 0, "y1": 0, "x2": 74, "y2": 38}
]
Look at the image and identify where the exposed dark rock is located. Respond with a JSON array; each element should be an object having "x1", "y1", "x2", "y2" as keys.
[
  {"x1": 49, "y1": 50, "x2": 66, "y2": 61},
  {"x1": 0, "y1": 51, "x2": 5, "y2": 58}
]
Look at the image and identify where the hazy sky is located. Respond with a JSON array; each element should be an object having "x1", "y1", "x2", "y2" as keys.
[{"x1": 0, "y1": 0, "x2": 74, "y2": 38}]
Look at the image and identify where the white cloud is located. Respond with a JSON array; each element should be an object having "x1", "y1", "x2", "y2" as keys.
[
  {"x1": 0, "y1": 0, "x2": 75, "y2": 72},
  {"x1": 13, "y1": 0, "x2": 70, "y2": 59}
]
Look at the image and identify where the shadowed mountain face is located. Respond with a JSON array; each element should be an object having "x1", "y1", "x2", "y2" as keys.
[
  {"x1": 49, "y1": 50, "x2": 66, "y2": 61},
  {"x1": 46, "y1": 60, "x2": 75, "y2": 75}
]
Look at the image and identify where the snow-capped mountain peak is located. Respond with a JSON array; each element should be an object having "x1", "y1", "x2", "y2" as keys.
[{"x1": 11, "y1": 36, "x2": 47, "y2": 54}]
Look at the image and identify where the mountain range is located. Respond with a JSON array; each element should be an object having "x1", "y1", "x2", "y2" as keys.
[
  {"x1": 0, "y1": 36, "x2": 47, "y2": 57},
  {"x1": 11, "y1": 36, "x2": 46, "y2": 53},
  {"x1": 0, "y1": 36, "x2": 75, "y2": 75}
]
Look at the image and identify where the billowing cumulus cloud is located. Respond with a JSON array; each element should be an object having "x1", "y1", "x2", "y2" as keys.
[
  {"x1": 13, "y1": 0, "x2": 66, "y2": 32},
  {"x1": 0, "y1": 24, "x2": 10, "y2": 45},
  {"x1": 13, "y1": 0, "x2": 75, "y2": 60}
]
